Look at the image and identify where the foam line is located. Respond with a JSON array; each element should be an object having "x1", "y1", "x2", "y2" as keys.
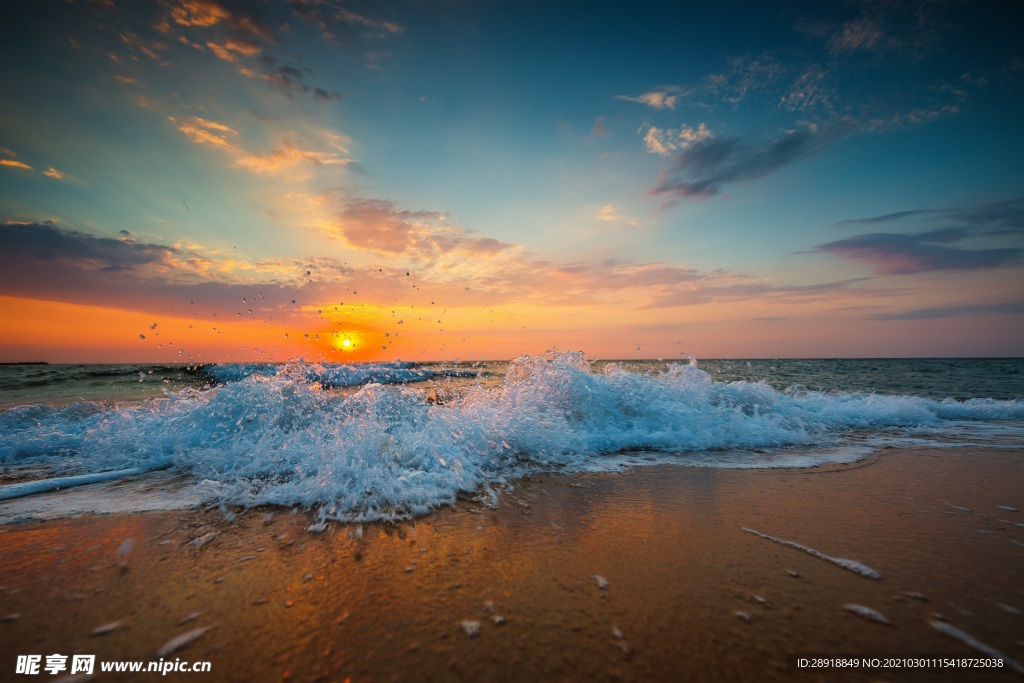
[
  {"x1": 743, "y1": 527, "x2": 882, "y2": 580},
  {"x1": 0, "y1": 464, "x2": 168, "y2": 501},
  {"x1": 931, "y1": 621, "x2": 1024, "y2": 675}
]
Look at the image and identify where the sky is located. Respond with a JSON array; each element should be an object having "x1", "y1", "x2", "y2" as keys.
[{"x1": 1, "y1": 0, "x2": 1022, "y2": 363}]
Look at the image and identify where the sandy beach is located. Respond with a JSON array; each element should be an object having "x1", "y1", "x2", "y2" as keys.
[{"x1": 1, "y1": 446, "x2": 1022, "y2": 682}]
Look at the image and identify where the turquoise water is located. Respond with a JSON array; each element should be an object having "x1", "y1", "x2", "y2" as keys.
[
  {"x1": 0, "y1": 353, "x2": 1021, "y2": 522},
  {"x1": 1, "y1": 357, "x2": 1021, "y2": 408}
]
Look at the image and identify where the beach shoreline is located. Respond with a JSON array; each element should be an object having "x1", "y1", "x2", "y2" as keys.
[{"x1": 1, "y1": 446, "x2": 1022, "y2": 682}]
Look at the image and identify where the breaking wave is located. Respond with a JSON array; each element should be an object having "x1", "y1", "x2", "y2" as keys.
[{"x1": 1, "y1": 352, "x2": 1021, "y2": 521}]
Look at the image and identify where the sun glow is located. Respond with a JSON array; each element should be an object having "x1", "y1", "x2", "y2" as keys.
[{"x1": 333, "y1": 333, "x2": 358, "y2": 351}]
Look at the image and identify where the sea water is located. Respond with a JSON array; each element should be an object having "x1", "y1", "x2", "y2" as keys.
[{"x1": 0, "y1": 353, "x2": 1021, "y2": 522}]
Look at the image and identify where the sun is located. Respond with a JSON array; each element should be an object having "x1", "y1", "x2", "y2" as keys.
[{"x1": 333, "y1": 333, "x2": 358, "y2": 352}]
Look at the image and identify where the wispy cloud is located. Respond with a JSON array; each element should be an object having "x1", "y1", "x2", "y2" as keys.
[
  {"x1": 620, "y1": 56, "x2": 787, "y2": 112},
  {"x1": 617, "y1": 88, "x2": 684, "y2": 110},
  {"x1": 627, "y1": 4, "x2": 977, "y2": 207},
  {"x1": 0, "y1": 221, "x2": 338, "y2": 317},
  {"x1": 650, "y1": 124, "x2": 840, "y2": 203},
  {"x1": 706, "y1": 54, "x2": 787, "y2": 105},
  {"x1": 837, "y1": 198, "x2": 1024, "y2": 235},
  {"x1": 780, "y1": 64, "x2": 834, "y2": 112},
  {"x1": 828, "y1": 17, "x2": 884, "y2": 55},
  {"x1": 156, "y1": 0, "x2": 345, "y2": 102},
  {"x1": 118, "y1": 31, "x2": 168, "y2": 61},
  {"x1": 173, "y1": 116, "x2": 356, "y2": 175},
  {"x1": 811, "y1": 228, "x2": 1023, "y2": 275},
  {"x1": 1, "y1": 159, "x2": 33, "y2": 171},
  {"x1": 646, "y1": 96, "x2": 966, "y2": 205},
  {"x1": 236, "y1": 55, "x2": 342, "y2": 100},
  {"x1": 1, "y1": 222, "x2": 177, "y2": 272},
  {"x1": 163, "y1": 0, "x2": 276, "y2": 44},
  {"x1": 823, "y1": 4, "x2": 942, "y2": 61},
  {"x1": 588, "y1": 116, "x2": 610, "y2": 139},
  {"x1": 2, "y1": 157, "x2": 68, "y2": 182},
  {"x1": 641, "y1": 122, "x2": 712, "y2": 156},
  {"x1": 595, "y1": 204, "x2": 641, "y2": 228},
  {"x1": 290, "y1": 0, "x2": 403, "y2": 41},
  {"x1": 871, "y1": 302, "x2": 1024, "y2": 320},
  {"x1": 639, "y1": 277, "x2": 877, "y2": 310},
  {"x1": 1, "y1": 218, "x2": 893, "y2": 332},
  {"x1": 329, "y1": 198, "x2": 511, "y2": 262}
]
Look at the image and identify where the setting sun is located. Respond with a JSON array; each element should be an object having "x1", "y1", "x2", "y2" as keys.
[{"x1": 334, "y1": 333, "x2": 358, "y2": 351}]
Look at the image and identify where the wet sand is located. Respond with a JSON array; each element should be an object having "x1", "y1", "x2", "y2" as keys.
[{"x1": 1, "y1": 447, "x2": 1022, "y2": 682}]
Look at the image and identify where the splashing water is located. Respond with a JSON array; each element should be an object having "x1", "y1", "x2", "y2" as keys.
[{"x1": 1, "y1": 351, "x2": 1021, "y2": 521}]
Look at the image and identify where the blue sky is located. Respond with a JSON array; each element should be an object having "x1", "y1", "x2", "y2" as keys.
[{"x1": 1, "y1": 0, "x2": 1022, "y2": 362}]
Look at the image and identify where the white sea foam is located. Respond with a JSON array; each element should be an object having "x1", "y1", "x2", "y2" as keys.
[
  {"x1": 203, "y1": 360, "x2": 438, "y2": 387},
  {"x1": 155, "y1": 625, "x2": 214, "y2": 657},
  {"x1": 743, "y1": 527, "x2": 883, "y2": 580},
  {"x1": 1, "y1": 352, "x2": 1022, "y2": 522},
  {"x1": 931, "y1": 620, "x2": 1024, "y2": 674},
  {"x1": 843, "y1": 604, "x2": 890, "y2": 624}
]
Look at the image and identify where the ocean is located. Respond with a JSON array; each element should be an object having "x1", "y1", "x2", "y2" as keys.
[{"x1": 1, "y1": 353, "x2": 1022, "y2": 525}]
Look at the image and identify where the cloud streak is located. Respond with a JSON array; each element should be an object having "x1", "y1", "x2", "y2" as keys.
[
  {"x1": 871, "y1": 302, "x2": 1024, "y2": 320},
  {"x1": 157, "y1": 0, "x2": 350, "y2": 102},
  {"x1": 1, "y1": 219, "x2": 891, "y2": 328},
  {"x1": 174, "y1": 116, "x2": 356, "y2": 175},
  {"x1": 650, "y1": 125, "x2": 840, "y2": 202},
  {"x1": 837, "y1": 198, "x2": 1024, "y2": 236},
  {"x1": 617, "y1": 88, "x2": 684, "y2": 110},
  {"x1": 812, "y1": 228, "x2": 1023, "y2": 275},
  {"x1": 329, "y1": 198, "x2": 511, "y2": 262},
  {"x1": 1, "y1": 159, "x2": 33, "y2": 171}
]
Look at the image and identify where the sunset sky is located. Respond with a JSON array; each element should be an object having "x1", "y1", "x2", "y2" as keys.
[{"x1": 1, "y1": 0, "x2": 1022, "y2": 363}]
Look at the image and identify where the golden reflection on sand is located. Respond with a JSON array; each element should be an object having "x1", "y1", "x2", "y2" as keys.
[{"x1": 0, "y1": 448, "x2": 1021, "y2": 682}]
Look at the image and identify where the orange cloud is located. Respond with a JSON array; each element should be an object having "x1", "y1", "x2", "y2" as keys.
[
  {"x1": 235, "y1": 140, "x2": 355, "y2": 174},
  {"x1": 315, "y1": 197, "x2": 512, "y2": 264},
  {"x1": 170, "y1": 0, "x2": 231, "y2": 29},
  {"x1": 174, "y1": 116, "x2": 355, "y2": 175},
  {"x1": 206, "y1": 39, "x2": 261, "y2": 62},
  {"x1": 641, "y1": 122, "x2": 712, "y2": 156},
  {"x1": 43, "y1": 167, "x2": 65, "y2": 180},
  {"x1": 1, "y1": 159, "x2": 32, "y2": 171}
]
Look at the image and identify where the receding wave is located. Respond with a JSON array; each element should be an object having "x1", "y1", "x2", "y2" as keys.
[{"x1": 1, "y1": 352, "x2": 1021, "y2": 521}]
